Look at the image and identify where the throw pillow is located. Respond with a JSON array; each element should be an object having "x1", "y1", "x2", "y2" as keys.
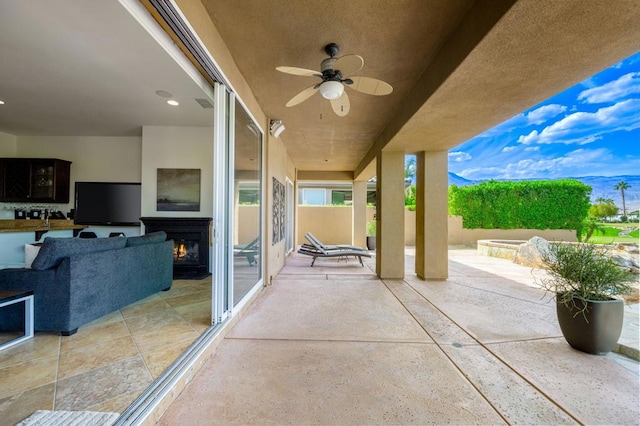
[
  {"x1": 24, "y1": 243, "x2": 43, "y2": 269},
  {"x1": 125, "y1": 231, "x2": 167, "y2": 247},
  {"x1": 31, "y1": 236, "x2": 127, "y2": 270}
]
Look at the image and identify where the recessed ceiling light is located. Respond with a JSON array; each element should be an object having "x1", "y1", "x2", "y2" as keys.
[
  {"x1": 0, "y1": 100, "x2": 5, "y2": 105},
  {"x1": 156, "y1": 90, "x2": 173, "y2": 98},
  {"x1": 167, "y1": 100, "x2": 179, "y2": 106}
]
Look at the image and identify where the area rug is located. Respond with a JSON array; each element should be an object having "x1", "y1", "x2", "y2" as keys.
[{"x1": 17, "y1": 410, "x2": 119, "y2": 426}]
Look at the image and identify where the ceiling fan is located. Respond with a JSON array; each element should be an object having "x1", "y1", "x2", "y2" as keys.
[{"x1": 276, "y1": 43, "x2": 393, "y2": 117}]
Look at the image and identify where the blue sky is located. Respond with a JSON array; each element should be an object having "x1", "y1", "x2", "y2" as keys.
[{"x1": 448, "y1": 51, "x2": 640, "y2": 180}]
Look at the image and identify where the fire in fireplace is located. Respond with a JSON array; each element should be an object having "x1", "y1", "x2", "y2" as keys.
[{"x1": 173, "y1": 239, "x2": 199, "y2": 264}]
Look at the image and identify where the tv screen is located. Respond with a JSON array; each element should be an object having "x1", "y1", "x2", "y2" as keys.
[{"x1": 74, "y1": 182, "x2": 142, "y2": 226}]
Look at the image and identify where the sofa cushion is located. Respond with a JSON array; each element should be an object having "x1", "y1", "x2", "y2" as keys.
[
  {"x1": 31, "y1": 236, "x2": 127, "y2": 270},
  {"x1": 125, "y1": 231, "x2": 167, "y2": 247}
]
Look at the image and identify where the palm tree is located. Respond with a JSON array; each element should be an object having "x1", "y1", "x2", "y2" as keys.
[
  {"x1": 404, "y1": 156, "x2": 416, "y2": 182},
  {"x1": 614, "y1": 181, "x2": 630, "y2": 216},
  {"x1": 595, "y1": 196, "x2": 614, "y2": 205}
]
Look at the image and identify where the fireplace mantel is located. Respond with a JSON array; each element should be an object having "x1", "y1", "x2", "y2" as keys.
[{"x1": 141, "y1": 217, "x2": 212, "y2": 279}]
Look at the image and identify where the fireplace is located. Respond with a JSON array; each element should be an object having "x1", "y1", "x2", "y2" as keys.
[{"x1": 141, "y1": 217, "x2": 212, "y2": 279}]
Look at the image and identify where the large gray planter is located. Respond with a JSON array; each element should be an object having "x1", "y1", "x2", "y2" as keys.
[
  {"x1": 556, "y1": 295, "x2": 624, "y2": 355},
  {"x1": 366, "y1": 236, "x2": 376, "y2": 251}
]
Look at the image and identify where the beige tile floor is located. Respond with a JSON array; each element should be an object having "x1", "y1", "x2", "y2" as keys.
[
  {"x1": 159, "y1": 248, "x2": 640, "y2": 425},
  {"x1": 0, "y1": 278, "x2": 211, "y2": 426}
]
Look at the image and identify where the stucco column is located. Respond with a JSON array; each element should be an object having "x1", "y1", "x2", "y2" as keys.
[
  {"x1": 415, "y1": 151, "x2": 448, "y2": 280},
  {"x1": 352, "y1": 180, "x2": 367, "y2": 248},
  {"x1": 376, "y1": 151, "x2": 405, "y2": 279}
]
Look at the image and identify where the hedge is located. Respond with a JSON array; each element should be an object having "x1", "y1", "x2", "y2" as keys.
[{"x1": 448, "y1": 180, "x2": 591, "y2": 231}]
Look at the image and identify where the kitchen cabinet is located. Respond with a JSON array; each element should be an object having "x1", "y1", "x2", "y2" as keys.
[{"x1": 0, "y1": 158, "x2": 71, "y2": 203}]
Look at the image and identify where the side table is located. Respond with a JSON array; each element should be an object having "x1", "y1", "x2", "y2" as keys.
[{"x1": 0, "y1": 290, "x2": 34, "y2": 351}]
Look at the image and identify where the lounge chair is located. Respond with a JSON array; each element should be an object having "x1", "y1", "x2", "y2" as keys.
[
  {"x1": 304, "y1": 232, "x2": 367, "y2": 252},
  {"x1": 234, "y1": 237, "x2": 259, "y2": 265},
  {"x1": 297, "y1": 242, "x2": 371, "y2": 267}
]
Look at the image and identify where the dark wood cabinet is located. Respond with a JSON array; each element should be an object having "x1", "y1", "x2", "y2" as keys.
[{"x1": 0, "y1": 158, "x2": 71, "y2": 203}]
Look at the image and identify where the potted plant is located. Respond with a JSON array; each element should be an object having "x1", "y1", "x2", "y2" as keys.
[
  {"x1": 539, "y1": 242, "x2": 634, "y2": 354},
  {"x1": 366, "y1": 220, "x2": 376, "y2": 251}
]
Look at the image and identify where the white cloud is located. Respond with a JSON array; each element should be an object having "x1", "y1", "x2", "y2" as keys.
[
  {"x1": 525, "y1": 146, "x2": 540, "y2": 152},
  {"x1": 475, "y1": 113, "x2": 527, "y2": 138},
  {"x1": 448, "y1": 151, "x2": 472, "y2": 162},
  {"x1": 459, "y1": 148, "x2": 614, "y2": 180},
  {"x1": 517, "y1": 99, "x2": 640, "y2": 145},
  {"x1": 526, "y1": 104, "x2": 567, "y2": 125},
  {"x1": 577, "y1": 72, "x2": 640, "y2": 104},
  {"x1": 502, "y1": 146, "x2": 516, "y2": 153}
]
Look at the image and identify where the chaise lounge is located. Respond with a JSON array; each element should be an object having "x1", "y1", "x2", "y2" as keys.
[
  {"x1": 298, "y1": 233, "x2": 371, "y2": 267},
  {"x1": 304, "y1": 232, "x2": 368, "y2": 252},
  {"x1": 234, "y1": 237, "x2": 260, "y2": 265}
]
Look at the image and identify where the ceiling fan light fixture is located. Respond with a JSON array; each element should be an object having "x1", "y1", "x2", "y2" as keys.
[{"x1": 319, "y1": 81, "x2": 344, "y2": 100}]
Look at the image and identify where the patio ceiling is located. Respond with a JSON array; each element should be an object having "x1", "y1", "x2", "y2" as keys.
[{"x1": 200, "y1": 0, "x2": 640, "y2": 178}]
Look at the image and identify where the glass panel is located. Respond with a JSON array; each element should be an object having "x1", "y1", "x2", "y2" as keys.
[
  {"x1": 301, "y1": 188, "x2": 325, "y2": 205},
  {"x1": 331, "y1": 190, "x2": 352, "y2": 205},
  {"x1": 285, "y1": 179, "x2": 294, "y2": 254},
  {"x1": 212, "y1": 84, "x2": 232, "y2": 323},
  {"x1": 233, "y1": 103, "x2": 262, "y2": 306}
]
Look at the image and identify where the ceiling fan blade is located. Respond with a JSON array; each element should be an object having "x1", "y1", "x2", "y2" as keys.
[
  {"x1": 330, "y1": 91, "x2": 350, "y2": 117},
  {"x1": 276, "y1": 66, "x2": 321, "y2": 77},
  {"x1": 286, "y1": 85, "x2": 318, "y2": 107},
  {"x1": 348, "y1": 76, "x2": 393, "y2": 96},
  {"x1": 334, "y1": 54, "x2": 364, "y2": 76}
]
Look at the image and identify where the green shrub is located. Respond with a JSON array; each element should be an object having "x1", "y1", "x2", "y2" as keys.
[
  {"x1": 366, "y1": 220, "x2": 376, "y2": 237},
  {"x1": 448, "y1": 180, "x2": 591, "y2": 233},
  {"x1": 405, "y1": 184, "x2": 416, "y2": 210}
]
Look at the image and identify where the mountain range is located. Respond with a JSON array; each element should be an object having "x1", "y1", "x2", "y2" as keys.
[{"x1": 447, "y1": 173, "x2": 640, "y2": 213}]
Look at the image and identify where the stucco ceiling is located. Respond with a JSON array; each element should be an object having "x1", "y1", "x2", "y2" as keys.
[
  {"x1": 200, "y1": 0, "x2": 640, "y2": 178},
  {"x1": 202, "y1": 0, "x2": 476, "y2": 173}
]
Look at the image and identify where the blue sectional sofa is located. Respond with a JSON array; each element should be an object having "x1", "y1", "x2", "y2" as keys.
[{"x1": 0, "y1": 232, "x2": 173, "y2": 335}]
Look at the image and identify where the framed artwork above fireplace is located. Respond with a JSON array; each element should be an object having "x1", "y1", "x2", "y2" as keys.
[{"x1": 157, "y1": 168, "x2": 201, "y2": 211}]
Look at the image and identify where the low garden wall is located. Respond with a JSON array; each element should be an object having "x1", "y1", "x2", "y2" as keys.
[{"x1": 295, "y1": 206, "x2": 577, "y2": 247}]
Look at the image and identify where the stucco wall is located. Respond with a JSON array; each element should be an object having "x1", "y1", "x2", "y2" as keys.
[
  {"x1": 297, "y1": 206, "x2": 376, "y2": 246},
  {"x1": 298, "y1": 207, "x2": 577, "y2": 247},
  {"x1": 454, "y1": 225, "x2": 576, "y2": 245},
  {"x1": 267, "y1": 134, "x2": 293, "y2": 278}
]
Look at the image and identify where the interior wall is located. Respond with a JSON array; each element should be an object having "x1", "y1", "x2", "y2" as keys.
[
  {"x1": 141, "y1": 125, "x2": 213, "y2": 218},
  {"x1": 0, "y1": 135, "x2": 141, "y2": 220},
  {"x1": 0, "y1": 131, "x2": 17, "y2": 156}
]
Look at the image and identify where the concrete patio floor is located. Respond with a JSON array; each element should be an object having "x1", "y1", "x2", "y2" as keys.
[{"x1": 159, "y1": 247, "x2": 639, "y2": 425}]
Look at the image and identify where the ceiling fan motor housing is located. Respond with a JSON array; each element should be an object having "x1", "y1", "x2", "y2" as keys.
[{"x1": 324, "y1": 42, "x2": 339, "y2": 57}]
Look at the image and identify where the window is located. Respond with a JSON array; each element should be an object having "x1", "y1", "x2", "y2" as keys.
[
  {"x1": 301, "y1": 188, "x2": 325, "y2": 205},
  {"x1": 331, "y1": 190, "x2": 352, "y2": 205},
  {"x1": 239, "y1": 189, "x2": 259, "y2": 204}
]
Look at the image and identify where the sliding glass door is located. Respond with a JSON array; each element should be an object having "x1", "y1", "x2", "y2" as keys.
[
  {"x1": 212, "y1": 83, "x2": 264, "y2": 321},
  {"x1": 232, "y1": 102, "x2": 262, "y2": 305}
]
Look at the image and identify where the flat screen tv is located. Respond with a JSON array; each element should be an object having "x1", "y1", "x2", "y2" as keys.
[{"x1": 74, "y1": 182, "x2": 142, "y2": 226}]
